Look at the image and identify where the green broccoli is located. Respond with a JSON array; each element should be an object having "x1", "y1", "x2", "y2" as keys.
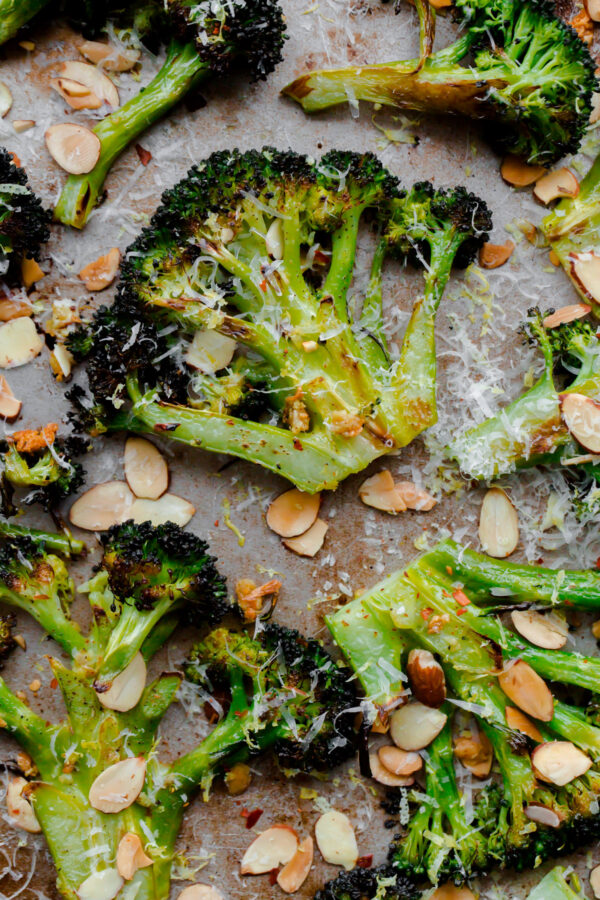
[
  {"x1": 0, "y1": 611, "x2": 15, "y2": 662},
  {"x1": 66, "y1": 147, "x2": 491, "y2": 493},
  {"x1": 0, "y1": 146, "x2": 50, "y2": 284},
  {"x1": 283, "y1": 0, "x2": 597, "y2": 166}
]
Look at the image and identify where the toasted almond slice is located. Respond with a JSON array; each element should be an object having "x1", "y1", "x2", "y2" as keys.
[
  {"x1": 177, "y1": 887, "x2": 225, "y2": 900},
  {"x1": 59, "y1": 61, "x2": 119, "y2": 107},
  {"x1": 359, "y1": 470, "x2": 406, "y2": 514},
  {"x1": 266, "y1": 488, "x2": 320, "y2": 538},
  {"x1": 283, "y1": 517, "x2": 328, "y2": 557},
  {"x1": 543, "y1": 303, "x2": 591, "y2": 328},
  {"x1": 478, "y1": 487, "x2": 519, "y2": 558},
  {"x1": 0, "y1": 318, "x2": 44, "y2": 368},
  {"x1": 79, "y1": 248, "x2": 120, "y2": 292},
  {"x1": 570, "y1": 251, "x2": 600, "y2": 303},
  {"x1": 406, "y1": 648, "x2": 446, "y2": 707},
  {"x1": 315, "y1": 810, "x2": 358, "y2": 870},
  {"x1": 534, "y1": 168, "x2": 580, "y2": 205},
  {"x1": 89, "y1": 756, "x2": 146, "y2": 813},
  {"x1": 186, "y1": 329, "x2": 236, "y2": 374},
  {"x1": 369, "y1": 752, "x2": 414, "y2": 787},
  {"x1": 498, "y1": 660, "x2": 554, "y2": 722},
  {"x1": 0, "y1": 298, "x2": 31, "y2": 320},
  {"x1": 21, "y1": 257, "x2": 44, "y2": 289},
  {"x1": 454, "y1": 732, "x2": 493, "y2": 778},
  {"x1": 69, "y1": 481, "x2": 134, "y2": 531},
  {"x1": 585, "y1": 0, "x2": 600, "y2": 21},
  {"x1": 505, "y1": 706, "x2": 544, "y2": 742},
  {"x1": 479, "y1": 241, "x2": 515, "y2": 269},
  {"x1": 124, "y1": 436, "x2": 169, "y2": 500},
  {"x1": 277, "y1": 836, "x2": 313, "y2": 894},
  {"x1": 240, "y1": 825, "x2": 298, "y2": 875},
  {"x1": 431, "y1": 887, "x2": 476, "y2": 900},
  {"x1": 265, "y1": 219, "x2": 284, "y2": 259},
  {"x1": 511, "y1": 610, "x2": 568, "y2": 650},
  {"x1": 0, "y1": 81, "x2": 12, "y2": 117},
  {"x1": 50, "y1": 343, "x2": 75, "y2": 381},
  {"x1": 6, "y1": 776, "x2": 41, "y2": 833},
  {"x1": 591, "y1": 865, "x2": 600, "y2": 898},
  {"x1": 378, "y1": 745, "x2": 423, "y2": 777},
  {"x1": 561, "y1": 392, "x2": 600, "y2": 453},
  {"x1": 394, "y1": 481, "x2": 437, "y2": 511},
  {"x1": 0, "y1": 375, "x2": 21, "y2": 421},
  {"x1": 501, "y1": 156, "x2": 546, "y2": 187},
  {"x1": 127, "y1": 494, "x2": 195, "y2": 527},
  {"x1": 97, "y1": 653, "x2": 146, "y2": 711},
  {"x1": 390, "y1": 702, "x2": 447, "y2": 751},
  {"x1": 524, "y1": 804, "x2": 562, "y2": 828},
  {"x1": 51, "y1": 77, "x2": 102, "y2": 110},
  {"x1": 532, "y1": 741, "x2": 591, "y2": 785},
  {"x1": 79, "y1": 40, "x2": 140, "y2": 71},
  {"x1": 45, "y1": 123, "x2": 101, "y2": 175},
  {"x1": 77, "y1": 870, "x2": 123, "y2": 900},
  {"x1": 116, "y1": 833, "x2": 153, "y2": 881}
]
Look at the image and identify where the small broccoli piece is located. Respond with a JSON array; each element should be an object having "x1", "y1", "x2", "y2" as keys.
[
  {"x1": 0, "y1": 0, "x2": 50, "y2": 46},
  {"x1": 314, "y1": 866, "x2": 420, "y2": 900},
  {"x1": 95, "y1": 520, "x2": 229, "y2": 688},
  {"x1": 67, "y1": 147, "x2": 491, "y2": 492},
  {"x1": 0, "y1": 612, "x2": 15, "y2": 662},
  {"x1": 284, "y1": 0, "x2": 597, "y2": 166},
  {"x1": 0, "y1": 147, "x2": 50, "y2": 284},
  {"x1": 54, "y1": 0, "x2": 287, "y2": 228}
]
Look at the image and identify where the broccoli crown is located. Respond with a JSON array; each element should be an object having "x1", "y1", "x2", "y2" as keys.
[
  {"x1": 0, "y1": 535, "x2": 72, "y2": 607},
  {"x1": 382, "y1": 181, "x2": 492, "y2": 269},
  {"x1": 101, "y1": 520, "x2": 229, "y2": 623},
  {"x1": 186, "y1": 622, "x2": 358, "y2": 771},
  {"x1": 314, "y1": 865, "x2": 420, "y2": 900},
  {"x1": 0, "y1": 147, "x2": 50, "y2": 283},
  {"x1": 0, "y1": 613, "x2": 15, "y2": 663}
]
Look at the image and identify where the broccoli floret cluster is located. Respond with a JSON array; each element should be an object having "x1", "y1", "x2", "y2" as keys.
[{"x1": 0, "y1": 148, "x2": 50, "y2": 284}]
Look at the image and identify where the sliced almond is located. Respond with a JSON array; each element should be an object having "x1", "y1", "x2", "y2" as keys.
[
  {"x1": 590, "y1": 865, "x2": 600, "y2": 899},
  {"x1": 50, "y1": 344, "x2": 75, "y2": 381},
  {"x1": 0, "y1": 375, "x2": 21, "y2": 421},
  {"x1": 314, "y1": 810, "x2": 358, "y2": 870},
  {"x1": 69, "y1": 481, "x2": 134, "y2": 531},
  {"x1": 277, "y1": 836, "x2": 314, "y2": 893},
  {"x1": 59, "y1": 61, "x2": 119, "y2": 107},
  {"x1": 51, "y1": 77, "x2": 101, "y2": 110},
  {"x1": 478, "y1": 487, "x2": 519, "y2": 558},
  {"x1": 240, "y1": 825, "x2": 298, "y2": 875},
  {"x1": 358, "y1": 470, "x2": 406, "y2": 514},
  {"x1": 97, "y1": 652, "x2": 146, "y2": 712},
  {"x1": 368, "y1": 752, "x2": 414, "y2": 788},
  {"x1": 394, "y1": 481, "x2": 437, "y2": 511},
  {"x1": 498, "y1": 660, "x2": 554, "y2": 722},
  {"x1": 390, "y1": 702, "x2": 447, "y2": 751},
  {"x1": 266, "y1": 488, "x2": 320, "y2": 538},
  {"x1": 45, "y1": 123, "x2": 101, "y2": 175},
  {"x1": 500, "y1": 156, "x2": 546, "y2": 188},
  {"x1": 6, "y1": 776, "x2": 41, "y2": 833},
  {"x1": 127, "y1": 494, "x2": 195, "y2": 527},
  {"x1": 177, "y1": 888, "x2": 225, "y2": 900},
  {"x1": 283, "y1": 517, "x2": 328, "y2": 556},
  {"x1": 561, "y1": 392, "x2": 600, "y2": 453},
  {"x1": 454, "y1": 731, "x2": 493, "y2": 778},
  {"x1": 0, "y1": 81, "x2": 12, "y2": 117},
  {"x1": 524, "y1": 804, "x2": 562, "y2": 828},
  {"x1": 116, "y1": 833, "x2": 153, "y2": 881},
  {"x1": 431, "y1": 888, "x2": 476, "y2": 900},
  {"x1": 0, "y1": 298, "x2": 31, "y2": 320},
  {"x1": 505, "y1": 707, "x2": 544, "y2": 742},
  {"x1": 186, "y1": 330, "x2": 236, "y2": 374},
  {"x1": 532, "y1": 741, "x2": 591, "y2": 786},
  {"x1": 543, "y1": 304, "x2": 591, "y2": 328},
  {"x1": 89, "y1": 756, "x2": 146, "y2": 813},
  {"x1": 0, "y1": 318, "x2": 44, "y2": 368},
  {"x1": 79, "y1": 248, "x2": 120, "y2": 292},
  {"x1": 124, "y1": 436, "x2": 169, "y2": 500},
  {"x1": 533, "y1": 168, "x2": 580, "y2": 205},
  {"x1": 266, "y1": 219, "x2": 284, "y2": 259},
  {"x1": 570, "y1": 251, "x2": 600, "y2": 304},
  {"x1": 78, "y1": 870, "x2": 123, "y2": 900},
  {"x1": 479, "y1": 241, "x2": 515, "y2": 269},
  {"x1": 79, "y1": 41, "x2": 141, "y2": 72},
  {"x1": 378, "y1": 745, "x2": 422, "y2": 777},
  {"x1": 510, "y1": 610, "x2": 568, "y2": 650},
  {"x1": 585, "y1": 0, "x2": 600, "y2": 21},
  {"x1": 21, "y1": 257, "x2": 44, "y2": 290},
  {"x1": 406, "y1": 649, "x2": 446, "y2": 707}
]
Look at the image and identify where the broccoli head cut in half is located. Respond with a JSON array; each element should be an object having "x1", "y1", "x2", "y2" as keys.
[
  {"x1": 283, "y1": 0, "x2": 597, "y2": 166},
  {"x1": 0, "y1": 147, "x2": 50, "y2": 284},
  {"x1": 68, "y1": 148, "x2": 491, "y2": 493}
]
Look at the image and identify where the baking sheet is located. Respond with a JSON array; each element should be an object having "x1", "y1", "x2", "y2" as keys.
[{"x1": 0, "y1": 1, "x2": 598, "y2": 897}]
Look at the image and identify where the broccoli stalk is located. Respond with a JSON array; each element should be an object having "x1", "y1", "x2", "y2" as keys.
[
  {"x1": 0, "y1": 519, "x2": 85, "y2": 556},
  {"x1": 0, "y1": 146, "x2": 50, "y2": 283},
  {"x1": 0, "y1": 0, "x2": 49, "y2": 45},
  {"x1": 528, "y1": 868, "x2": 590, "y2": 900},
  {"x1": 283, "y1": 0, "x2": 597, "y2": 166},
  {"x1": 54, "y1": 0, "x2": 287, "y2": 228},
  {"x1": 67, "y1": 148, "x2": 491, "y2": 493}
]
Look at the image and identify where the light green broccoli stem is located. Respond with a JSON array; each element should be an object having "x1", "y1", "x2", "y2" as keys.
[
  {"x1": 357, "y1": 237, "x2": 390, "y2": 370},
  {"x1": 0, "y1": 0, "x2": 49, "y2": 44},
  {"x1": 54, "y1": 40, "x2": 209, "y2": 229},
  {"x1": 527, "y1": 867, "x2": 588, "y2": 900},
  {"x1": 0, "y1": 520, "x2": 85, "y2": 556},
  {"x1": 0, "y1": 577, "x2": 85, "y2": 657},
  {"x1": 0, "y1": 676, "x2": 67, "y2": 777}
]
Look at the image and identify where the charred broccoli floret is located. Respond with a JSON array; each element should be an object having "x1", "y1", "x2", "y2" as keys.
[
  {"x1": 67, "y1": 147, "x2": 491, "y2": 492},
  {"x1": 284, "y1": 0, "x2": 597, "y2": 166},
  {"x1": 0, "y1": 612, "x2": 15, "y2": 662},
  {"x1": 315, "y1": 866, "x2": 419, "y2": 900},
  {"x1": 0, "y1": 147, "x2": 50, "y2": 285}
]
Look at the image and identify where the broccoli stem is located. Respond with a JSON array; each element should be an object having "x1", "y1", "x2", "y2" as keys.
[
  {"x1": 54, "y1": 40, "x2": 209, "y2": 228},
  {"x1": 0, "y1": 519, "x2": 85, "y2": 556},
  {"x1": 0, "y1": 0, "x2": 48, "y2": 45},
  {"x1": 357, "y1": 237, "x2": 390, "y2": 370},
  {"x1": 0, "y1": 580, "x2": 85, "y2": 656},
  {"x1": 0, "y1": 676, "x2": 66, "y2": 776}
]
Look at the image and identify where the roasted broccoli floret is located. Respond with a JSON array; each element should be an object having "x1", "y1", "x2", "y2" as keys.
[
  {"x1": 284, "y1": 0, "x2": 597, "y2": 166},
  {"x1": 0, "y1": 612, "x2": 15, "y2": 662},
  {"x1": 0, "y1": 147, "x2": 50, "y2": 284},
  {"x1": 315, "y1": 866, "x2": 419, "y2": 900},
  {"x1": 67, "y1": 147, "x2": 491, "y2": 492},
  {"x1": 53, "y1": 0, "x2": 287, "y2": 228}
]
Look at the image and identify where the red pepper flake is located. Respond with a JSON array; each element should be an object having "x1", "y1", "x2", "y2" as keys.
[
  {"x1": 357, "y1": 855, "x2": 373, "y2": 869},
  {"x1": 293, "y1": 438, "x2": 303, "y2": 450},
  {"x1": 259, "y1": 279, "x2": 268, "y2": 292},
  {"x1": 456, "y1": 609, "x2": 466, "y2": 616},
  {"x1": 214, "y1": 520, "x2": 219, "y2": 527},
  {"x1": 9, "y1": 152, "x2": 21, "y2": 166},
  {"x1": 453, "y1": 589, "x2": 471, "y2": 607},
  {"x1": 269, "y1": 869, "x2": 280, "y2": 885},
  {"x1": 135, "y1": 144, "x2": 152, "y2": 166},
  {"x1": 420, "y1": 607, "x2": 433, "y2": 621},
  {"x1": 596, "y1": 556, "x2": 600, "y2": 569},
  {"x1": 241, "y1": 808, "x2": 263, "y2": 829},
  {"x1": 446, "y1": 566, "x2": 453, "y2": 575},
  {"x1": 50, "y1": 678, "x2": 58, "y2": 690}
]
